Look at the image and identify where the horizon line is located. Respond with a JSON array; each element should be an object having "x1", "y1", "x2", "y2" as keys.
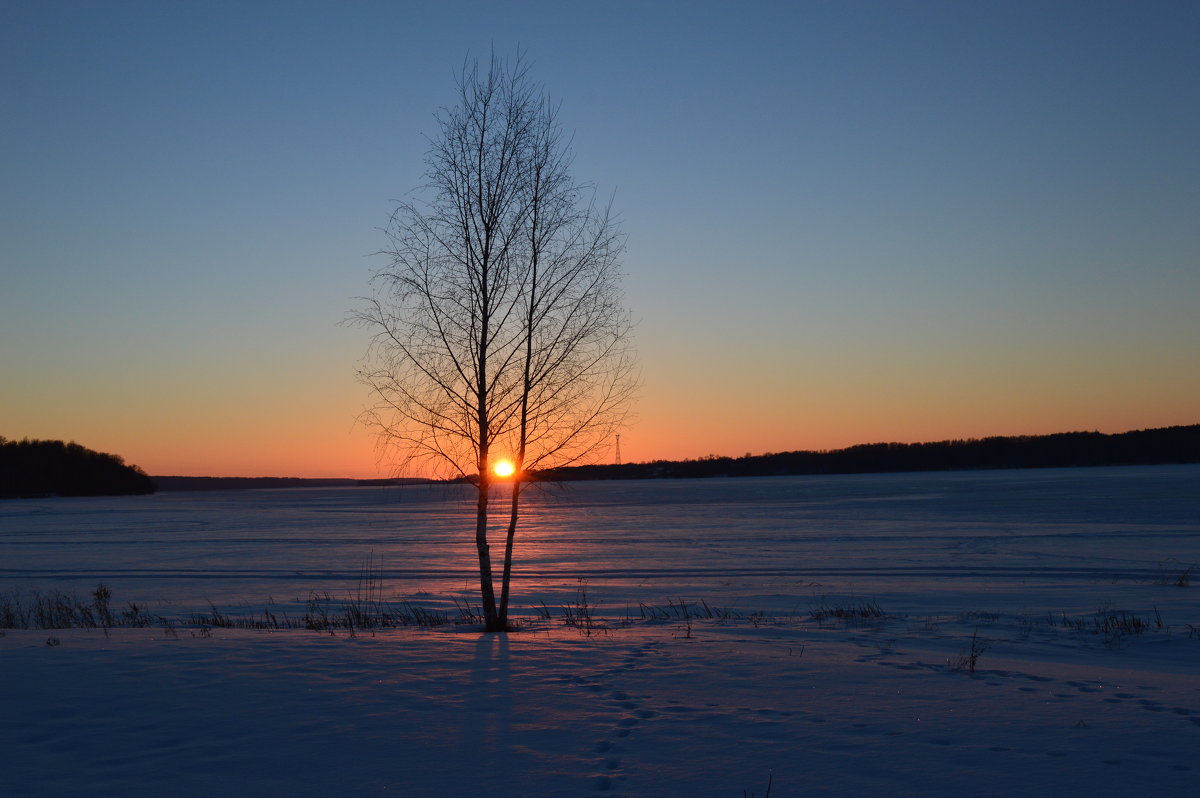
[{"x1": 148, "y1": 422, "x2": 1198, "y2": 481}]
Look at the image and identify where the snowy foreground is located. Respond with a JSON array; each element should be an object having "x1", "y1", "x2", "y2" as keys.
[{"x1": 2, "y1": 465, "x2": 1199, "y2": 796}]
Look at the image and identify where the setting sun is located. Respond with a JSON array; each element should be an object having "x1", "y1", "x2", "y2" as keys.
[{"x1": 493, "y1": 459, "x2": 516, "y2": 478}]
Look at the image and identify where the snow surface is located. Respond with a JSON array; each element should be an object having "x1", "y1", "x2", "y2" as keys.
[{"x1": 2, "y1": 465, "x2": 1199, "y2": 796}]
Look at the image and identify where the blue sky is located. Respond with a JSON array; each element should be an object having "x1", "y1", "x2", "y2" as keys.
[{"x1": 2, "y1": 1, "x2": 1197, "y2": 476}]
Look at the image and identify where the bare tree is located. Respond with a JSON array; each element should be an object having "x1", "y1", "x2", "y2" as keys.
[{"x1": 353, "y1": 53, "x2": 635, "y2": 632}]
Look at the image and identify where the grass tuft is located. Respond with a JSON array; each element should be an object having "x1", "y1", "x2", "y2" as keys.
[
  {"x1": 1045, "y1": 606, "x2": 1167, "y2": 646},
  {"x1": 562, "y1": 578, "x2": 602, "y2": 636},
  {"x1": 636, "y1": 598, "x2": 741, "y2": 622},
  {"x1": 948, "y1": 628, "x2": 988, "y2": 673},
  {"x1": 810, "y1": 599, "x2": 886, "y2": 626}
]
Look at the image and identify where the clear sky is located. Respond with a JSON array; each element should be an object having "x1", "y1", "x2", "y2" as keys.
[{"x1": 3, "y1": 0, "x2": 1197, "y2": 478}]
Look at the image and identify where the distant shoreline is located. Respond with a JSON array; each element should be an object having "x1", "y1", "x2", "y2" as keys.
[
  {"x1": 149, "y1": 476, "x2": 433, "y2": 492},
  {"x1": 150, "y1": 424, "x2": 1199, "y2": 491}
]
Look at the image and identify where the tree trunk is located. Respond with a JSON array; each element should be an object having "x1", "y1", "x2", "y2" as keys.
[
  {"x1": 497, "y1": 478, "x2": 522, "y2": 626},
  {"x1": 475, "y1": 472, "x2": 502, "y2": 631}
]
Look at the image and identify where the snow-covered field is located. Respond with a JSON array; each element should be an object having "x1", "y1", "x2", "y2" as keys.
[{"x1": 3, "y1": 465, "x2": 1198, "y2": 796}]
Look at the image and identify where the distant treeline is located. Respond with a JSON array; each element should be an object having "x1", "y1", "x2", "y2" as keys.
[
  {"x1": 0, "y1": 437, "x2": 156, "y2": 499},
  {"x1": 152, "y1": 476, "x2": 430, "y2": 491},
  {"x1": 534, "y1": 425, "x2": 1200, "y2": 482},
  {"x1": 10, "y1": 426, "x2": 1193, "y2": 498}
]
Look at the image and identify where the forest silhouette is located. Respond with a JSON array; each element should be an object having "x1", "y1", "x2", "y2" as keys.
[
  {"x1": 533, "y1": 425, "x2": 1200, "y2": 482},
  {"x1": 1, "y1": 438, "x2": 156, "y2": 499}
]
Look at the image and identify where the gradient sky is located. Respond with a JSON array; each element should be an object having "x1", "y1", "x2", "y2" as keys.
[{"x1": 3, "y1": 1, "x2": 1198, "y2": 478}]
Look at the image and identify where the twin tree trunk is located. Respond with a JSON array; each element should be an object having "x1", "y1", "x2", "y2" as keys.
[{"x1": 356, "y1": 51, "x2": 634, "y2": 633}]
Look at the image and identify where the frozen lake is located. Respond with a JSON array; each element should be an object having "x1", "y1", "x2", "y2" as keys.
[
  {"x1": 4, "y1": 464, "x2": 1200, "y2": 797},
  {"x1": 3, "y1": 464, "x2": 1198, "y2": 622}
]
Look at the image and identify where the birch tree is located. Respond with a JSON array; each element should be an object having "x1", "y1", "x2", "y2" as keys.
[{"x1": 354, "y1": 53, "x2": 635, "y2": 632}]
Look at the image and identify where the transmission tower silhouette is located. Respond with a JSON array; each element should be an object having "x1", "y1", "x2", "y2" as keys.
[{"x1": 615, "y1": 434, "x2": 622, "y2": 465}]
